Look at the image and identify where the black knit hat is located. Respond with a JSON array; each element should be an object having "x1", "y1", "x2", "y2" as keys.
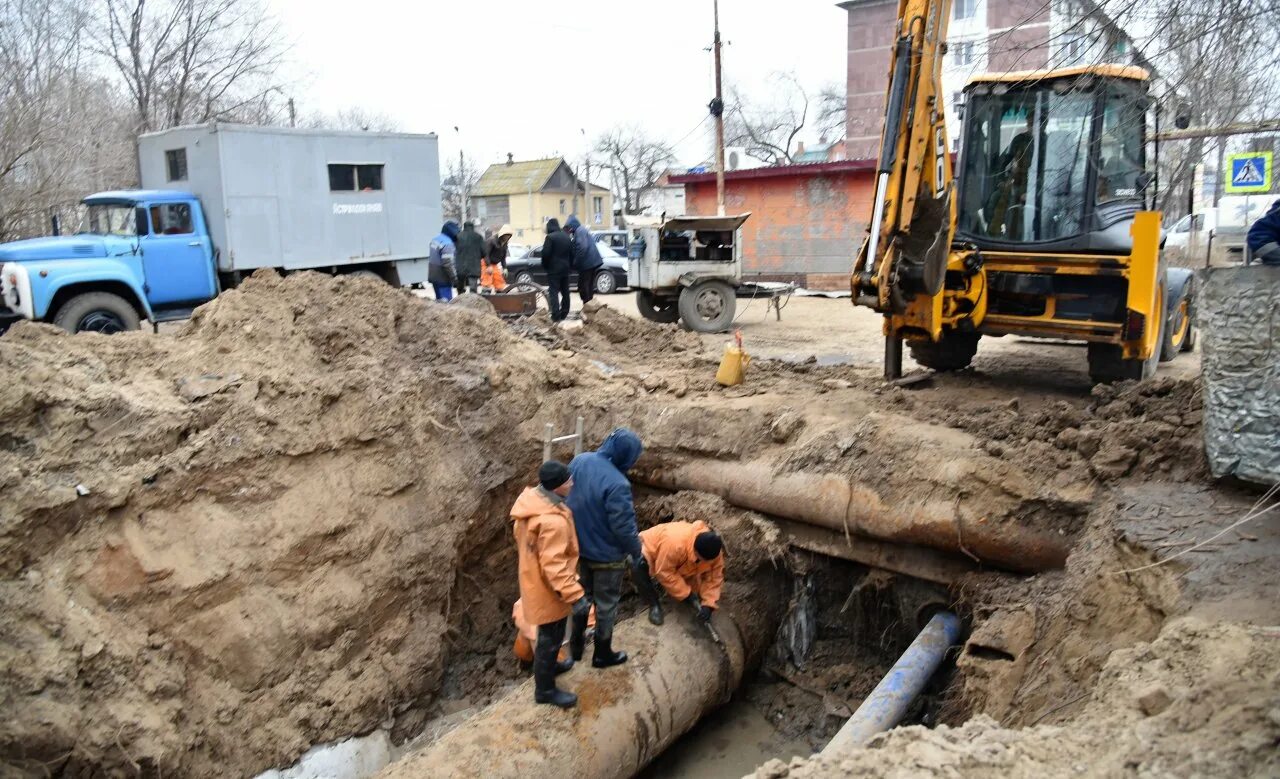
[
  {"x1": 694, "y1": 531, "x2": 722, "y2": 560},
  {"x1": 539, "y1": 461, "x2": 571, "y2": 490}
]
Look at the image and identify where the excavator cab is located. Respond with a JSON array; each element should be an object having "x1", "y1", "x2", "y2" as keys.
[{"x1": 956, "y1": 66, "x2": 1151, "y2": 254}]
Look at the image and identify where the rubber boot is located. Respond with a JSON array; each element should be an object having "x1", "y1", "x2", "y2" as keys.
[
  {"x1": 569, "y1": 612, "x2": 588, "y2": 662},
  {"x1": 648, "y1": 603, "x2": 665, "y2": 626},
  {"x1": 592, "y1": 635, "x2": 628, "y2": 668},
  {"x1": 533, "y1": 654, "x2": 577, "y2": 708},
  {"x1": 554, "y1": 657, "x2": 574, "y2": 675}
]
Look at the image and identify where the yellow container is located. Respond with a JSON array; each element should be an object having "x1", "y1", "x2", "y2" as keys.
[{"x1": 716, "y1": 343, "x2": 750, "y2": 386}]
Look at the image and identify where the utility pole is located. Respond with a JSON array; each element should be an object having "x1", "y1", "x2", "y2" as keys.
[
  {"x1": 712, "y1": 0, "x2": 726, "y2": 216},
  {"x1": 287, "y1": 98, "x2": 296, "y2": 128},
  {"x1": 585, "y1": 157, "x2": 592, "y2": 224}
]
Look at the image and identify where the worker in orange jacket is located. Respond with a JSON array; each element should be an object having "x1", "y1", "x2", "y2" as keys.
[
  {"x1": 510, "y1": 461, "x2": 590, "y2": 708},
  {"x1": 511, "y1": 598, "x2": 595, "y2": 665},
  {"x1": 636, "y1": 520, "x2": 724, "y2": 627}
]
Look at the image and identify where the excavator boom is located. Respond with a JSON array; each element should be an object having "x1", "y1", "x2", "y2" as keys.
[{"x1": 853, "y1": 0, "x2": 955, "y2": 315}]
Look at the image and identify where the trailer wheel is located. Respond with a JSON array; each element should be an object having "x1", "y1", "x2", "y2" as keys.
[
  {"x1": 347, "y1": 269, "x2": 385, "y2": 283},
  {"x1": 52, "y1": 292, "x2": 141, "y2": 334},
  {"x1": 907, "y1": 331, "x2": 980, "y2": 371},
  {"x1": 636, "y1": 290, "x2": 680, "y2": 324},
  {"x1": 678, "y1": 280, "x2": 736, "y2": 333}
]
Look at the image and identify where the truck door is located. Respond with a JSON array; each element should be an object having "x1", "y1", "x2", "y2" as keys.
[{"x1": 141, "y1": 201, "x2": 217, "y2": 307}]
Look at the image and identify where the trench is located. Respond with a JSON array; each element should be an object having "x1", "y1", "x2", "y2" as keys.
[{"x1": 256, "y1": 483, "x2": 965, "y2": 779}]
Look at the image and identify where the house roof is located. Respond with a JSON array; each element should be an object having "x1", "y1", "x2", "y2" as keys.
[
  {"x1": 473, "y1": 158, "x2": 563, "y2": 197},
  {"x1": 669, "y1": 157, "x2": 876, "y2": 185},
  {"x1": 473, "y1": 157, "x2": 610, "y2": 197}
]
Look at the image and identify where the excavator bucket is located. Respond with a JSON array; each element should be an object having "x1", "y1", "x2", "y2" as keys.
[{"x1": 897, "y1": 187, "x2": 952, "y2": 297}]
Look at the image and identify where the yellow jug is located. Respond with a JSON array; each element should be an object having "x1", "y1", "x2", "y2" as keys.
[{"x1": 716, "y1": 332, "x2": 749, "y2": 386}]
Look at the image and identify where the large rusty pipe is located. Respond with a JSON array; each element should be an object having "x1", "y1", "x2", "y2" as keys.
[
  {"x1": 634, "y1": 460, "x2": 1069, "y2": 573},
  {"x1": 378, "y1": 606, "x2": 774, "y2": 779}
]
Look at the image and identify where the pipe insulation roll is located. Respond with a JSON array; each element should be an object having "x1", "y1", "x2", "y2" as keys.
[
  {"x1": 634, "y1": 460, "x2": 1071, "y2": 573},
  {"x1": 822, "y1": 611, "x2": 963, "y2": 754},
  {"x1": 378, "y1": 605, "x2": 776, "y2": 779}
]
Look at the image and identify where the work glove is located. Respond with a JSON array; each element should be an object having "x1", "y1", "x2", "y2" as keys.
[
  {"x1": 698, "y1": 605, "x2": 713, "y2": 623},
  {"x1": 571, "y1": 596, "x2": 591, "y2": 618}
]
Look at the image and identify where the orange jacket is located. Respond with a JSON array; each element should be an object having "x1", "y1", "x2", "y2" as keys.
[
  {"x1": 511, "y1": 486, "x2": 585, "y2": 626},
  {"x1": 640, "y1": 520, "x2": 725, "y2": 610}
]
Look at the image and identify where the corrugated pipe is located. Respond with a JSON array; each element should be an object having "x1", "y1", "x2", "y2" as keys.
[{"x1": 822, "y1": 611, "x2": 963, "y2": 754}]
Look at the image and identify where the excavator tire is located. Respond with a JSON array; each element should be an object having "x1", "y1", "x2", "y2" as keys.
[{"x1": 907, "y1": 332, "x2": 980, "y2": 372}]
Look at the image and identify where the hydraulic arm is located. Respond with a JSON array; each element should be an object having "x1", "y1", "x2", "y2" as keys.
[{"x1": 852, "y1": 0, "x2": 957, "y2": 375}]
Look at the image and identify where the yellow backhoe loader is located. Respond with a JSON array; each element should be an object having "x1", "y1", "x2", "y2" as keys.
[{"x1": 852, "y1": 0, "x2": 1195, "y2": 382}]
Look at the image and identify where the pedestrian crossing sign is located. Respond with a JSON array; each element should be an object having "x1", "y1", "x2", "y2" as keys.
[{"x1": 1225, "y1": 152, "x2": 1272, "y2": 194}]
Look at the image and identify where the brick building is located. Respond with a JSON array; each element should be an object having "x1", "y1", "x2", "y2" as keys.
[
  {"x1": 839, "y1": 0, "x2": 1145, "y2": 159},
  {"x1": 670, "y1": 160, "x2": 876, "y2": 290}
]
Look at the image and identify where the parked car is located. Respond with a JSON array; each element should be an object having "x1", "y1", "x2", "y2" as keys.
[
  {"x1": 1164, "y1": 195, "x2": 1279, "y2": 268},
  {"x1": 505, "y1": 241, "x2": 628, "y2": 294}
]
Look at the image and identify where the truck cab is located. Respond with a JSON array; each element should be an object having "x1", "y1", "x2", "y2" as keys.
[{"x1": 0, "y1": 190, "x2": 217, "y2": 333}]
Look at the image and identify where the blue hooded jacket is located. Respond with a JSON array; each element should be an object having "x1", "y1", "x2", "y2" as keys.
[
  {"x1": 564, "y1": 215, "x2": 603, "y2": 271},
  {"x1": 566, "y1": 428, "x2": 644, "y2": 563},
  {"x1": 1246, "y1": 200, "x2": 1280, "y2": 264}
]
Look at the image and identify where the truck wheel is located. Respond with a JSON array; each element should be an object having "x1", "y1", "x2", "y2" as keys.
[
  {"x1": 677, "y1": 280, "x2": 736, "y2": 333},
  {"x1": 348, "y1": 269, "x2": 385, "y2": 283},
  {"x1": 636, "y1": 290, "x2": 680, "y2": 324},
  {"x1": 1160, "y1": 290, "x2": 1192, "y2": 361},
  {"x1": 53, "y1": 292, "x2": 141, "y2": 334},
  {"x1": 907, "y1": 332, "x2": 980, "y2": 371}
]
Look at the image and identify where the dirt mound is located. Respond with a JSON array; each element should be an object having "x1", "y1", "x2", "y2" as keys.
[
  {"x1": 751, "y1": 618, "x2": 1280, "y2": 778},
  {"x1": 574, "y1": 300, "x2": 703, "y2": 362},
  {"x1": 934, "y1": 377, "x2": 1206, "y2": 484},
  {"x1": 0, "y1": 271, "x2": 587, "y2": 777}
]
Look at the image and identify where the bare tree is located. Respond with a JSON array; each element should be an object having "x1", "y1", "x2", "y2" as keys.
[
  {"x1": 0, "y1": 0, "x2": 136, "y2": 240},
  {"x1": 593, "y1": 126, "x2": 676, "y2": 214},
  {"x1": 724, "y1": 72, "x2": 811, "y2": 165},
  {"x1": 442, "y1": 152, "x2": 482, "y2": 224},
  {"x1": 92, "y1": 0, "x2": 289, "y2": 134},
  {"x1": 815, "y1": 83, "x2": 846, "y2": 145},
  {"x1": 306, "y1": 106, "x2": 400, "y2": 133}
]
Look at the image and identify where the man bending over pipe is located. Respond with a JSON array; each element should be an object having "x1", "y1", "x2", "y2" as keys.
[
  {"x1": 635, "y1": 520, "x2": 724, "y2": 626},
  {"x1": 566, "y1": 428, "x2": 646, "y2": 668},
  {"x1": 510, "y1": 461, "x2": 591, "y2": 708}
]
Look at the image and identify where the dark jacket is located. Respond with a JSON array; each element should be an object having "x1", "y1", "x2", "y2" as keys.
[
  {"x1": 540, "y1": 218, "x2": 575, "y2": 276},
  {"x1": 455, "y1": 223, "x2": 485, "y2": 278},
  {"x1": 566, "y1": 429, "x2": 644, "y2": 564},
  {"x1": 485, "y1": 236, "x2": 510, "y2": 268},
  {"x1": 428, "y1": 222, "x2": 459, "y2": 285},
  {"x1": 564, "y1": 215, "x2": 603, "y2": 271},
  {"x1": 1247, "y1": 200, "x2": 1280, "y2": 265}
]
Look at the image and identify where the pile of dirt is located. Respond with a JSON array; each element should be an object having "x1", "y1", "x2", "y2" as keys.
[
  {"x1": 933, "y1": 377, "x2": 1206, "y2": 484},
  {"x1": 0, "y1": 271, "x2": 593, "y2": 777},
  {"x1": 750, "y1": 618, "x2": 1280, "y2": 778},
  {"x1": 573, "y1": 300, "x2": 703, "y2": 363}
]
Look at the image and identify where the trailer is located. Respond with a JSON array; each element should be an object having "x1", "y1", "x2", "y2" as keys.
[{"x1": 138, "y1": 123, "x2": 441, "y2": 286}]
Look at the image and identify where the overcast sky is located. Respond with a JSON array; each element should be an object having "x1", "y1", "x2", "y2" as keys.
[{"x1": 269, "y1": 0, "x2": 848, "y2": 171}]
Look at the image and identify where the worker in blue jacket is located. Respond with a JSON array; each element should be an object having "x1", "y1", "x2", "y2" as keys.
[
  {"x1": 564, "y1": 215, "x2": 604, "y2": 304},
  {"x1": 1246, "y1": 199, "x2": 1280, "y2": 265},
  {"x1": 565, "y1": 427, "x2": 646, "y2": 668}
]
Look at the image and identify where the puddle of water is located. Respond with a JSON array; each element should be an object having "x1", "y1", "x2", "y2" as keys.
[{"x1": 639, "y1": 698, "x2": 812, "y2": 779}]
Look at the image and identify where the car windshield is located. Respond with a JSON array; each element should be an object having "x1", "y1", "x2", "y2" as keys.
[{"x1": 81, "y1": 204, "x2": 137, "y2": 237}]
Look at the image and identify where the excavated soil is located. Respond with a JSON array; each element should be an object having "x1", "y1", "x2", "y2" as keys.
[{"x1": 1, "y1": 280, "x2": 1276, "y2": 778}]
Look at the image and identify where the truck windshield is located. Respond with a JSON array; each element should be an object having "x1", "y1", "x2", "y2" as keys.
[
  {"x1": 81, "y1": 204, "x2": 137, "y2": 237},
  {"x1": 957, "y1": 84, "x2": 1094, "y2": 243}
]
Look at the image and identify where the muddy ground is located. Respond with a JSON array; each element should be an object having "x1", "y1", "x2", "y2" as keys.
[{"x1": 1, "y1": 276, "x2": 1276, "y2": 778}]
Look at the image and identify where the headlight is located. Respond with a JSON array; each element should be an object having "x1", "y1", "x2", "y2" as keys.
[{"x1": 1, "y1": 263, "x2": 34, "y2": 319}]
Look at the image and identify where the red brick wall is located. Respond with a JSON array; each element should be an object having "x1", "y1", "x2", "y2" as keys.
[
  {"x1": 844, "y1": 0, "x2": 896, "y2": 160},
  {"x1": 684, "y1": 170, "x2": 875, "y2": 285}
]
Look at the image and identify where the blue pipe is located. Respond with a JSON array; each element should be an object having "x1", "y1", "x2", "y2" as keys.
[{"x1": 822, "y1": 611, "x2": 962, "y2": 753}]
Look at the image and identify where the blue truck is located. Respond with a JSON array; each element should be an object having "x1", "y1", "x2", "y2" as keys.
[{"x1": 0, "y1": 123, "x2": 441, "y2": 333}]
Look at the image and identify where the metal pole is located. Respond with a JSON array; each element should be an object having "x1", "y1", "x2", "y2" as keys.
[
  {"x1": 460, "y1": 148, "x2": 468, "y2": 224},
  {"x1": 713, "y1": 0, "x2": 726, "y2": 217},
  {"x1": 885, "y1": 333, "x2": 903, "y2": 380}
]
